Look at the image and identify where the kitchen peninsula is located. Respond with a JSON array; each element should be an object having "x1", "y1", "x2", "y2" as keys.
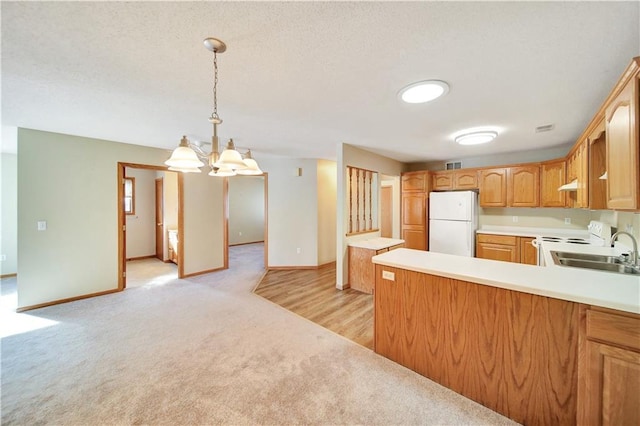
[{"x1": 372, "y1": 248, "x2": 640, "y2": 425}]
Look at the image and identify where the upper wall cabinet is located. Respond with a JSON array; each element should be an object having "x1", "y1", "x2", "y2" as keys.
[
  {"x1": 508, "y1": 165, "x2": 540, "y2": 207},
  {"x1": 401, "y1": 171, "x2": 429, "y2": 250},
  {"x1": 454, "y1": 170, "x2": 479, "y2": 189},
  {"x1": 606, "y1": 59, "x2": 640, "y2": 210},
  {"x1": 402, "y1": 171, "x2": 428, "y2": 192},
  {"x1": 479, "y1": 168, "x2": 508, "y2": 207},
  {"x1": 588, "y1": 118, "x2": 607, "y2": 210},
  {"x1": 432, "y1": 171, "x2": 453, "y2": 191},
  {"x1": 567, "y1": 140, "x2": 589, "y2": 209},
  {"x1": 432, "y1": 170, "x2": 478, "y2": 191},
  {"x1": 541, "y1": 160, "x2": 567, "y2": 207}
]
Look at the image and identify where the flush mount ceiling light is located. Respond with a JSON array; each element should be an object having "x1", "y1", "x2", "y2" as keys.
[
  {"x1": 399, "y1": 80, "x2": 449, "y2": 104},
  {"x1": 454, "y1": 130, "x2": 498, "y2": 145},
  {"x1": 165, "y1": 37, "x2": 262, "y2": 177}
]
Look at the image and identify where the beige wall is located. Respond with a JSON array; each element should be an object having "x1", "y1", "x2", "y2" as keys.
[
  {"x1": 480, "y1": 207, "x2": 591, "y2": 230},
  {"x1": 381, "y1": 175, "x2": 400, "y2": 239},
  {"x1": 1, "y1": 153, "x2": 17, "y2": 275},
  {"x1": 317, "y1": 160, "x2": 337, "y2": 265},
  {"x1": 181, "y1": 172, "x2": 225, "y2": 275},
  {"x1": 259, "y1": 156, "x2": 320, "y2": 267},
  {"x1": 125, "y1": 168, "x2": 156, "y2": 258},
  {"x1": 337, "y1": 144, "x2": 405, "y2": 289},
  {"x1": 228, "y1": 176, "x2": 265, "y2": 246},
  {"x1": 591, "y1": 210, "x2": 640, "y2": 250},
  {"x1": 407, "y1": 143, "x2": 573, "y2": 172},
  {"x1": 17, "y1": 129, "x2": 225, "y2": 309}
]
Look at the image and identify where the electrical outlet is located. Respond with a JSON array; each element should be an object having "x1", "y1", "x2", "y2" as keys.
[
  {"x1": 512, "y1": 216, "x2": 518, "y2": 223},
  {"x1": 0, "y1": 255, "x2": 6, "y2": 261},
  {"x1": 625, "y1": 224, "x2": 634, "y2": 234},
  {"x1": 564, "y1": 218, "x2": 571, "y2": 225},
  {"x1": 37, "y1": 221, "x2": 47, "y2": 231},
  {"x1": 296, "y1": 248, "x2": 301, "y2": 254},
  {"x1": 382, "y1": 270, "x2": 395, "y2": 281},
  {"x1": 239, "y1": 231, "x2": 242, "y2": 236}
]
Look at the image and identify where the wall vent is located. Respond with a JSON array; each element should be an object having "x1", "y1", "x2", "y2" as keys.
[
  {"x1": 535, "y1": 124, "x2": 555, "y2": 133},
  {"x1": 445, "y1": 161, "x2": 462, "y2": 170}
]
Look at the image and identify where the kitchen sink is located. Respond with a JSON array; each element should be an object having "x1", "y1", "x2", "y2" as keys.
[
  {"x1": 551, "y1": 251, "x2": 640, "y2": 275},
  {"x1": 552, "y1": 252, "x2": 622, "y2": 264}
]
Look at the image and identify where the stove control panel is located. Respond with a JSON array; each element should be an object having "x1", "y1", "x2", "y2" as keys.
[{"x1": 588, "y1": 220, "x2": 611, "y2": 240}]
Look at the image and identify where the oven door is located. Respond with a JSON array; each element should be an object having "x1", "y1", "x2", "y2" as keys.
[{"x1": 532, "y1": 238, "x2": 545, "y2": 266}]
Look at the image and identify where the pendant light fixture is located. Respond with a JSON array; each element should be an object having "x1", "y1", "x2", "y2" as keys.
[{"x1": 165, "y1": 37, "x2": 262, "y2": 177}]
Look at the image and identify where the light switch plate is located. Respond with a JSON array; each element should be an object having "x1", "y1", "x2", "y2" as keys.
[
  {"x1": 382, "y1": 270, "x2": 395, "y2": 281},
  {"x1": 37, "y1": 221, "x2": 47, "y2": 231}
]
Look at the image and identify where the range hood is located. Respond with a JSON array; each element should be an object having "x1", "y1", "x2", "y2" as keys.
[{"x1": 558, "y1": 179, "x2": 578, "y2": 191}]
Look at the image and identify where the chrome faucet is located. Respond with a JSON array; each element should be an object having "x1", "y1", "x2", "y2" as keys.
[{"x1": 610, "y1": 231, "x2": 638, "y2": 267}]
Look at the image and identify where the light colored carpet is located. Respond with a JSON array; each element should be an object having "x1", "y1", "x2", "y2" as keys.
[
  {"x1": 1, "y1": 244, "x2": 516, "y2": 425},
  {"x1": 125, "y1": 257, "x2": 178, "y2": 288}
]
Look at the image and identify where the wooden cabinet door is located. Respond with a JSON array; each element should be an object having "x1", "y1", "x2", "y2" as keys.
[
  {"x1": 401, "y1": 193, "x2": 426, "y2": 250},
  {"x1": 519, "y1": 237, "x2": 537, "y2": 265},
  {"x1": 401, "y1": 229, "x2": 426, "y2": 251},
  {"x1": 374, "y1": 265, "x2": 403, "y2": 359},
  {"x1": 508, "y1": 165, "x2": 540, "y2": 207},
  {"x1": 432, "y1": 171, "x2": 453, "y2": 191},
  {"x1": 589, "y1": 119, "x2": 608, "y2": 210},
  {"x1": 479, "y1": 168, "x2": 507, "y2": 207},
  {"x1": 541, "y1": 160, "x2": 567, "y2": 207},
  {"x1": 476, "y1": 242, "x2": 519, "y2": 263},
  {"x1": 580, "y1": 341, "x2": 640, "y2": 426},
  {"x1": 606, "y1": 74, "x2": 639, "y2": 210},
  {"x1": 401, "y1": 171, "x2": 427, "y2": 192},
  {"x1": 402, "y1": 194, "x2": 425, "y2": 227},
  {"x1": 454, "y1": 170, "x2": 478, "y2": 189},
  {"x1": 577, "y1": 141, "x2": 589, "y2": 208}
]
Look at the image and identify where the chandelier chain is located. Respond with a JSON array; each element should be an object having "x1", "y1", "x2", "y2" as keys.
[{"x1": 212, "y1": 50, "x2": 219, "y2": 121}]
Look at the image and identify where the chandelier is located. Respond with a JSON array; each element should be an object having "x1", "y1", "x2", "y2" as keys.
[{"x1": 165, "y1": 37, "x2": 262, "y2": 176}]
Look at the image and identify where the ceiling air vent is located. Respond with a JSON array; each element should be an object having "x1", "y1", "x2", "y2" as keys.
[
  {"x1": 445, "y1": 161, "x2": 462, "y2": 170},
  {"x1": 535, "y1": 124, "x2": 555, "y2": 133}
]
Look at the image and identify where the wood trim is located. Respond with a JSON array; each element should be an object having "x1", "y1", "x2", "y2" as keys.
[
  {"x1": 118, "y1": 163, "x2": 126, "y2": 290},
  {"x1": 177, "y1": 172, "x2": 185, "y2": 278},
  {"x1": 16, "y1": 288, "x2": 122, "y2": 312},
  {"x1": 118, "y1": 162, "x2": 171, "y2": 171},
  {"x1": 0, "y1": 273, "x2": 17, "y2": 279},
  {"x1": 229, "y1": 240, "x2": 265, "y2": 247},
  {"x1": 181, "y1": 266, "x2": 226, "y2": 279},
  {"x1": 346, "y1": 228, "x2": 380, "y2": 237},
  {"x1": 263, "y1": 172, "x2": 269, "y2": 270},
  {"x1": 346, "y1": 164, "x2": 378, "y2": 174},
  {"x1": 126, "y1": 255, "x2": 157, "y2": 261}
]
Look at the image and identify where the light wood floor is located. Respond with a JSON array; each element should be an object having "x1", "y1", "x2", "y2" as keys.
[{"x1": 254, "y1": 264, "x2": 374, "y2": 349}]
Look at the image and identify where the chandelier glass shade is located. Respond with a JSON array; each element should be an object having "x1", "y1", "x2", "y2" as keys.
[{"x1": 165, "y1": 37, "x2": 262, "y2": 177}]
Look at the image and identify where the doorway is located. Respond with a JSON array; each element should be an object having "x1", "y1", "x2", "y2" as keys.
[
  {"x1": 380, "y1": 175, "x2": 400, "y2": 239},
  {"x1": 118, "y1": 163, "x2": 181, "y2": 290},
  {"x1": 226, "y1": 174, "x2": 268, "y2": 270}
]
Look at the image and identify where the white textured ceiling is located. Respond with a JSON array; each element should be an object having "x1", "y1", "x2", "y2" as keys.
[{"x1": 2, "y1": 1, "x2": 639, "y2": 162}]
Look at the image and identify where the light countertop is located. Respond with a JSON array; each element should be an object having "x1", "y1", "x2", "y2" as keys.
[
  {"x1": 348, "y1": 238, "x2": 404, "y2": 250},
  {"x1": 372, "y1": 248, "x2": 640, "y2": 314}
]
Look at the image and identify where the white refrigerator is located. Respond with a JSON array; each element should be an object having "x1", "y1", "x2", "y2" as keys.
[{"x1": 429, "y1": 191, "x2": 478, "y2": 256}]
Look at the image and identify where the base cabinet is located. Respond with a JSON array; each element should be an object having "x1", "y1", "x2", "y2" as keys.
[
  {"x1": 476, "y1": 234, "x2": 537, "y2": 265},
  {"x1": 348, "y1": 243, "x2": 403, "y2": 294},
  {"x1": 375, "y1": 266, "x2": 579, "y2": 425},
  {"x1": 578, "y1": 307, "x2": 640, "y2": 425}
]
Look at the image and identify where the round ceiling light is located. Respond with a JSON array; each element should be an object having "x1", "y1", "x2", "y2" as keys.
[
  {"x1": 399, "y1": 80, "x2": 449, "y2": 104},
  {"x1": 455, "y1": 130, "x2": 498, "y2": 145}
]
